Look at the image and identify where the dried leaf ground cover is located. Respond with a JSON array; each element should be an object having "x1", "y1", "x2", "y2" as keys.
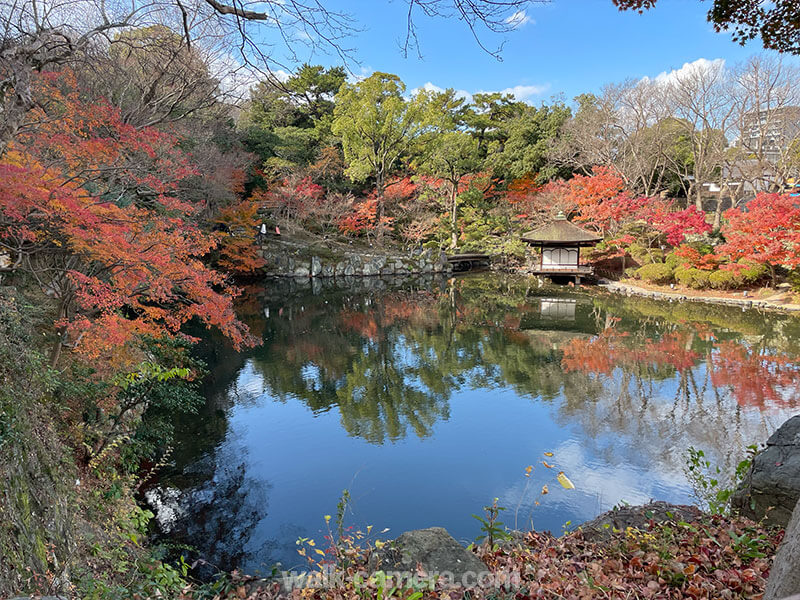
[
  {"x1": 217, "y1": 515, "x2": 781, "y2": 600},
  {"x1": 478, "y1": 515, "x2": 780, "y2": 599}
]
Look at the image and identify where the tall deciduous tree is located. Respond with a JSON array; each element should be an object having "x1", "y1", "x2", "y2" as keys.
[
  {"x1": 87, "y1": 25, "x2": 221, "y2": 128},
  {"x1": 332, "y1": 72, "x2": 434, "y2": 243},
  {"x1": 418, "y1": 131, "x2": 482, "y2": 249},
  {"x1": 661, "y1": 59, "x2": 734, "y2": 220},
  {"x1": 726, "y1": 55, "x2": 800, "y2": 198},
  {"x1": 0, "y1": 0, "x2": 542, "y2": 156}
]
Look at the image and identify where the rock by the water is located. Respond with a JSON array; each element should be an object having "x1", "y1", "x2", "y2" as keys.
[
  {"x1": 377, "y1": 527, "x2": 486, "y2": 584},
  {"x1": 362, "y1": 260, "x2": 379, "y2": 277},
  {"x1": 310, "y1": 256, "x2": 322, "y2": 277},
  {"x1": 577, "y1": 502, "x2": 702, "y2": 542},
  {"x1": 765, "y1": 498, "x2": 800, "y2": 600},
  {"x1": 293, "y1": 263, "x2": 310, "y2": 278},
  {"x1": 732, "y1": 415, "x2": 800, "y2": 527}
]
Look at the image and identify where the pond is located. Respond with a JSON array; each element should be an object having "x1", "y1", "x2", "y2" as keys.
[{"x1": 154, "y1": 273, "x2": 800, "y2": 576}]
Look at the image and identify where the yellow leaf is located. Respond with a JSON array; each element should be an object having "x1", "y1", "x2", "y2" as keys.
[
  {"x1": 375, "y1": 540, "x2": 385, "y2": 549},
  {"x1": 308, "y1": 539, "x2": 315, "y2": 546},
  {"x1": 315, "y1": 549, "x2": 326, "y2": 556},
  {"x1": 524, "y1": 465, "x2": 533, "y2": 477},
  {"x1": 541, "y1": 484, "x2": 549, "y2": 495},
  {"x1": 557, "y1": 471, "x2": 575, "y2": 490},
  {"x1": 542, "y1": 461, "x2": 554, "y2": 469},
  {"x1": 324, "y1": 515, "x2": 331, "y2": 523},
  {"x1": 544, "y1": 452, "x2": 554, "y2": 457},
  {"x1": 367, "y1": 525, "x2": 373, "y2": 534}
]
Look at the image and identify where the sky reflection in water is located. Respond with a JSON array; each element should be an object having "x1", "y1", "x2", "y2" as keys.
[{"x1": 161, "y1": 274, "x2": 800, "y2": 575}]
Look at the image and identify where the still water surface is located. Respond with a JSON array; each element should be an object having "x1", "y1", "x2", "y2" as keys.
[{"x1": 159, "y1": 274, "x2": 800, "y2": 574}]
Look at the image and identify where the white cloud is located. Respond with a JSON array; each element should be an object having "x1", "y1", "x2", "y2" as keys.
[
  {"x1": 504, "y1": 10, "x2": 534, "y2": 29},
  {"x1": 495, "y1": 83, "x2": 551, "y2": 102},
  {"x1": 411, "y1": 81, "x2": 550, "y2": 104},
  {"x1": 410, "y1": 81, "x2": 472, "y2": 101},
  {"x1": 642, "y1": 57, "x2": 726, "y2": 87},
  {"x1": 347, "y1": 65, "x2": 375, "y2": 84}
]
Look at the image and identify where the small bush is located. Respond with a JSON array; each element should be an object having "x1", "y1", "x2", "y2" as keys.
[
  {"x1": 675, "y1": 266, "x2": 711, "y2": 289},
  {"x1": 665, "y1": 251, "x2": 684, "y2": 270},
  {"x1": 788, "y1": 270, "x2": 800, "y2": 292},
  {"x1": 636, "y1": 263, "x2": 674, "y2": 284},
  {"x1": 708, "y1": 270, "x2": 742, "y2": 290}
]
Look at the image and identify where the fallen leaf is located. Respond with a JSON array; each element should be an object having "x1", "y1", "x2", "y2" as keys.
[{"x1": 557, "y1": 472, "x2": 575, "y2": 490}]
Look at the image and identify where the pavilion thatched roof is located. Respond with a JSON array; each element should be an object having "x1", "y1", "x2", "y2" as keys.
[{"x1": 521, "y1": 214, "x2": 602, "y2": 246}]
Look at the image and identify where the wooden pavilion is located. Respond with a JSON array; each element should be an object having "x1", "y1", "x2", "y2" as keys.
[{"x1": 521, "y1": 213, "x2": 602, "y2": 283}]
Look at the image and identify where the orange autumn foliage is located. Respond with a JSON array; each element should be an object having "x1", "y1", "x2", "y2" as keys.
[{"x1": 0, "y1": 71, "x2": 257, "y2": 366}]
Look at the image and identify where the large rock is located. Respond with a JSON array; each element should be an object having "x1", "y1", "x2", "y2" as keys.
[
  {"x1": 293, "y1": 263, "x2": 310, "y2": 278},
  {"x1": 310, "y1": 256, "x2": 322, "y2": 277},
  {"x1": 378, "y1": 527, "x2": 486, "y2": 584},
  {"x1": 765, "y1": 498, "x2": 800, "y2": 600},
  {"x1": 362, "y1": 259, "x2": 379, "y2": 277},
  {"x1": 577, "y1": 502, "x2": 702, "y2": 542},
  {"x1": 732, "y1": 415, "x2": 800, "y2": 527}
]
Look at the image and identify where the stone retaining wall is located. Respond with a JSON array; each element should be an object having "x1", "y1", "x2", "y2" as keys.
[{"x1": 260, "y1": 244, "x2": 452, "y2": 278}]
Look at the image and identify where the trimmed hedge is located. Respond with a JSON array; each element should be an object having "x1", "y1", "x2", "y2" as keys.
[
  {"x1": 675, "y1": 266, "x2": 711, "y2": 289},
  {"x1": 664, "y1": 251, "x2": 684, "y2": 271},
  {"x1": 636, "y1": 262, "x2": 674, "y2": 284},
  {"x1": 708, "y1": 270, "x2": 740, "y2": 289}
]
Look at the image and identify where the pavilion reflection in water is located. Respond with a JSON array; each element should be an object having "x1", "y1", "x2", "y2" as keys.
[{"x1": 539, "y1": 298, "x2": 577, "y2": 320}]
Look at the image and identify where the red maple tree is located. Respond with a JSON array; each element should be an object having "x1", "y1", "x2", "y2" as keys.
[
  {"x1": 0, "y1": 71, "x2": 256, "y2": 367},
  {"x1": 718, "y1": 193, "x2": 800, "y2": 284},
  {"x1": 540, "y1": 166, "x2": 647, "y2": 235},
  {"x1": 646, "y1": 204, "x2": 711, "y2": 246}
]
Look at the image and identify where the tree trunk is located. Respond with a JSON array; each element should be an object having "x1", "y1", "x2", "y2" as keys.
[
  {"x1": 376, "y1": 171, "x2": 385, "y2": 246},
  {"x1": 450, "y1": 182, "x2": 458, "y2": 250},
  {"x1": 49, "y1": 298, "x2": 69, "y2": 368},
  {"x1": 713, "y1": 193, "x2": 724, "y2": 230}
]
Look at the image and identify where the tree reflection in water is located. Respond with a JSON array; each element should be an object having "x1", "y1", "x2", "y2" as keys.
[{"x1": 159, "y1": 274, "x2": 800, "y2": 573}]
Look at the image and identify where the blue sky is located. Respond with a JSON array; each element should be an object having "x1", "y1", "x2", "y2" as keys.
[{"x1": 277, "y1": 0, "x2": 797, "y2": 104}]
